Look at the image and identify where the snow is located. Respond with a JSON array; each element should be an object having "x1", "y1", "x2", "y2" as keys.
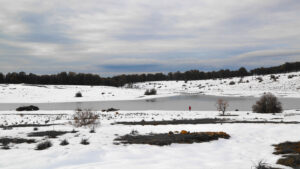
[
  {"x1": 1, "y1": 72, "x2": 300, "y2": 169},
  {"x1": 0, "y1": 72, "x2": 300, "y2": 103},
  {"x1": 1, "y1": 110, "x2": 300, "y2": 169}
]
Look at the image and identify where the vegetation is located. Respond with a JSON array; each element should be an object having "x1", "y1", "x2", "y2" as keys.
[
  {"x1": 114, "y1": 131, "x2": 230, "y2": 146},
  {"x1": 273, "y1": 141, "x2": 300, "y2": 168},
  {"x1": 254, "y1": 161, "x2": 277, "y2": 169},
  {"x1": 144, "y1": 88, "x2": 157, "y2": 95},
  {"x1": 16, "y1": 105, "x2": 39, "y2": 111},
  {"x1": 60, "y1": 139, "x2": 69, "y2": 146},
  {"x1": 229, "y1": 81, "x2": 235, "y2": 85},
  {"x1": 36, "y1": 140, "x2": 52, "y2": 150},
  {"x1": 0, "y1": 62, "x2": 299, "y2": 87},
  {"x1": 75, "y1": 92, "x2": 82, "y2": 97},
  {"x1": 215, "y1": 99, "x2": 229, "y2": 116},
  {"x1": 80, "y1": 138, "x2": 90, "y2": 145},
  {"x1": 252, "y1": 93, "x2": 282, "y2": 113},
  {"x1": 28, "y1": 131, "x2": 73, "y2": 138},
  {"x1": 72, "y1": 109, "x2": 100, "y2": 128}
]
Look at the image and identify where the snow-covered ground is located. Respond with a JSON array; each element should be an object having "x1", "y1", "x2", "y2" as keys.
[
  {"x1": 1, "y1": 110, "x2": 300, "y2": 169},
  {"x1": 0, "y1": 72, "x2": 300, "y2": 103},
  {"x1": 1, "y1": 72, "x2": 300, "y2": 169}
]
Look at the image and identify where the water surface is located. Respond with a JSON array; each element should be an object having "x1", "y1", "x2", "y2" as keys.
[{"x1": 0, "y1": 95, "x2": 299, "y2": 111}]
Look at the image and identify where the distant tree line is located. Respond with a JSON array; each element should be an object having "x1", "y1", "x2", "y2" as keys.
[{"x1": 0, "y1": 62, "x2": 299, "y2": 87}]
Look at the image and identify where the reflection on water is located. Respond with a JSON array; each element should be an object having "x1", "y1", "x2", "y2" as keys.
[{"x1": 0, "y1": 95, "x2": 300, "y2": 111}]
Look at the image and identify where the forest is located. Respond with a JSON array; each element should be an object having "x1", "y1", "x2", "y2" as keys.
[{"x1": 0, "y1": 62, "x2": 299, "y2": 87}]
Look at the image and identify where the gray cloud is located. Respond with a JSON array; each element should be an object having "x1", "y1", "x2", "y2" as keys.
[{"x1": 0, "y1": 0, "x2": 299, "y2": 76}]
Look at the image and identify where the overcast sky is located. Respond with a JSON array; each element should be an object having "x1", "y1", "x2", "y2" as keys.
[{"x1": 0, "y1": 0, "x2": 300, "y2": 76}]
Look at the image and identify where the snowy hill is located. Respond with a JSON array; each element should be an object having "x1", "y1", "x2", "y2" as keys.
[{"x1": 0, "y1": 72, "x2": 300, "y2": 103}]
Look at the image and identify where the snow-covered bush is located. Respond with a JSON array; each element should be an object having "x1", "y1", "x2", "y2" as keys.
[{"x1": 252, "y1": 93, "x2": 282, "y2": 113}]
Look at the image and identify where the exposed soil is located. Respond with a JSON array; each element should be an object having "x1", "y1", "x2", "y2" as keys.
[
  {"x1": 273, "y1": 141, "x2": 300, "y2": 168},
  {"x1": 28, "y1": 130, "x2": 77, "y2": 138},
  {"x1": 113, "y1": 118, "x2": 300, "y2": 125},
  {"x1": 114, "y1": 131, "x2": 230, "y2": 146}
]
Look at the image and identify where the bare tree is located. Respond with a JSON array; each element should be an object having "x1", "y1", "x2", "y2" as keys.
[
  {"x1": 71, "y1": 109, "x2": 100, "y2": 128},
  {"x1": 216, "y1": 99, "x2": 229, "y2": 116}
]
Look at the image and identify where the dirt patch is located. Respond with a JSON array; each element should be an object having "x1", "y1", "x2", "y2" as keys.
[
  {"x1": 273, "y1": 141, "x2": 300, "y2": 168},
  {"x1": 0, "y1": 137, "x2": 36, "y2": 146},
  {"x1": 114, "y1": 131, "x2": 230, "y2": 146},
  {"x1": 28, "y1": 130, "x2": 77, "y2": 138},
  {"x1": 113, "y1": 118, "x2": 300, "y2": 126}
]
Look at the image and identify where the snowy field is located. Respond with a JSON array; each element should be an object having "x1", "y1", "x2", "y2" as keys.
[
  {"x1": 1, "y1": 72, "x2": 300, "y2": 169},
  {"x1": 1, "y1": 110, "x2": 300, "y2": 169},
  {"x1": 0, "y1": 72, "x2": 300, "y2": 103}
]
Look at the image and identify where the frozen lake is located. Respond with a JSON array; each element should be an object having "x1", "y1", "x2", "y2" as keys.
[{"x1": 1, "y1": 95, "x2": 300, "y2": 111}]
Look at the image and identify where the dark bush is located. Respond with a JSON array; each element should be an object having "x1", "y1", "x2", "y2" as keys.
[
  {"x1": 75, "y1": 92, "x2": 82, "y2": 97},
  {"x1": 144, "y1": 89, "x2": 157, "y2": 95},
  {"x1": 254, "y1": 160, "x2": 276, "y2": 169},
  {"x1": 229, "y1": 81, "x2": 235, "y2": 85},
  {"x1": 252, "y1": 93, "x2": 282, "y2": 113},
  {"x1": 256, "y1": 77, "x2": 263, "y2": 82},
  {"x1": 28, "y1": 131, "x2": 72, "y2": 138},
  {"x1": 80, "y1": 138, "x2": 89, "y2": 145},
  {"x1": 16, "y1": 105, "x2": 39, "y2": 111},
  {"x1": 270, "y1": 75, "x2": 278, "y2": 81},
  {"x1": 60, "y1": 139, "x2": 69, "y2": 146},
  {"x1": 89, "y1": 128, "x2": 96, "y2": 133},
  {"x1": 288, "y1": 75, "x2": 296, "y2": 79},
  {"x1": 36, "y1": 140, "x2": 52, "y2": 150}
]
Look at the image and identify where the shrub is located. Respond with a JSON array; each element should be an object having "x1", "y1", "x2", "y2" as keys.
[
  {"x1": 28, "y1": 131, "x2": 71, "y2": 138},
  {"x1": 144, "y1": 88, "x2": 157, "y2": 95},
  {"x1": 60, "y1": 139, "x2": 69, "y2": 146},
  {"x1": 256, "y1": 77, "x2": 263, "y2": 82},
  {"x1": 89, "y1": 128, "x2": 96, "y2": 133},
  {"x1": 80, "y1": 138, "x2": 89, "y2": 145},
  {"x1": 270, "y1": 75, "x2": 278, "y2": 81},
  {"x1": 72, "y1": 109, "x2": 100, "y2": 128},
  {"x1": 288, "y1": 75, "x2": 296, "y2": 79},
  {"x1": 229, "y1": 81, "x2": 235, "y2": 85},
  {"x1": 16, "y1": 105, "x2": 39, "y2": 111},
  {"x1": 36, "y1": 140, "x2": 52, "y2": 150},
  {"x1": 75, "y1": 92, "x2": 82, "y2": 97},
  {"x1": 252, "y1": 93, "x2": 282, "y2": 113},
  {"x1": 130, "y1": 129, "x2": 138, "y2": 135},
  {"x1": 254, "y1": 160, "x2": 275, "y2": 169}
]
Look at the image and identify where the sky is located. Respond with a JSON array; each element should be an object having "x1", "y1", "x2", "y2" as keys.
[{"x1": 0, "y1": 0, "x2": 300, "y2": 76}]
